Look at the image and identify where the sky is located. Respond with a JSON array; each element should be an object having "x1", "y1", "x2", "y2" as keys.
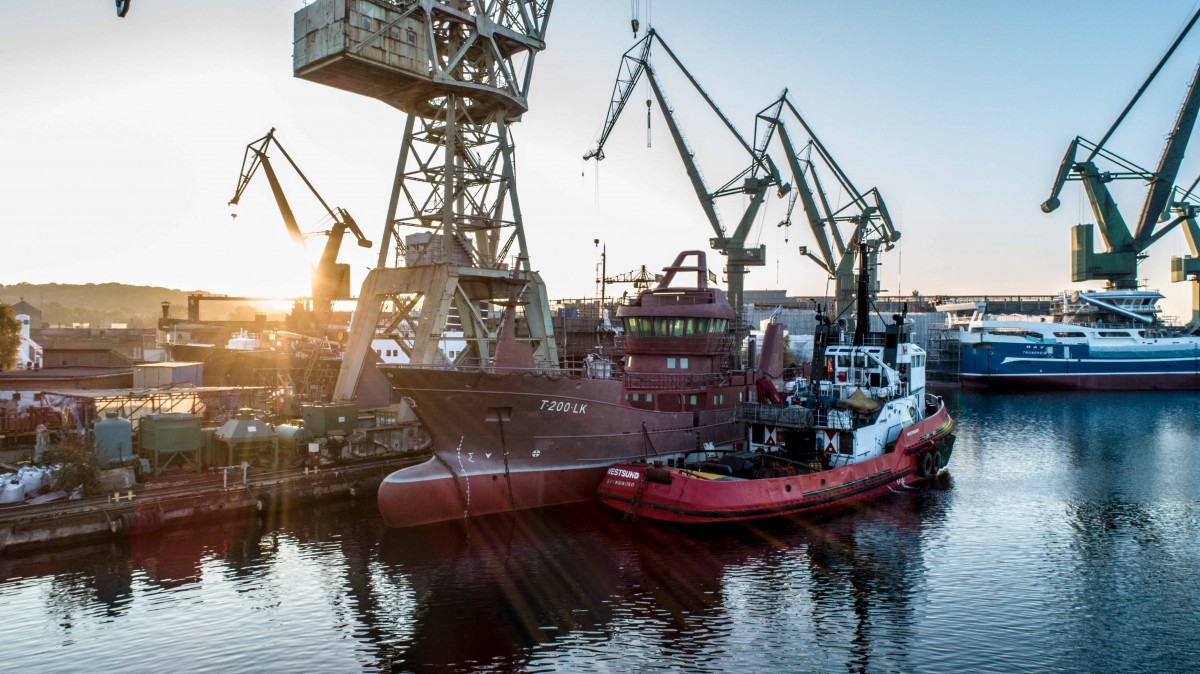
[{"x1": 3, "y1": 1, "x2": 1200, "y2": 321}]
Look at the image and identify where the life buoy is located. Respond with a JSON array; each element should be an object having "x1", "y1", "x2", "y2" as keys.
[{"x1": 917, "y1": 451, "x2": 934, "y2": 478}]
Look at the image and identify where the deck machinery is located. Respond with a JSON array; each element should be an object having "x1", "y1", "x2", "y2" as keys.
[{"x1": 290, "y1": 0, "x2": 557, "y2": 399}]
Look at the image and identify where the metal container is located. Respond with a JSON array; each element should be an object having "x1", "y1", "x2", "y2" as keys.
[
  {"x1": 215, "y1": 409, "x2": 279, "y2": 469},
  {"x1": 94, "y1": 412, "x2": 133, "y2": 468},
  {"x1": 275, "y1": 423, "x2": 314, "y2": 455},
  {"x1": 294, "y1": 0, "x2": 431, "y2": 105},
  {"x1": 139, "y1": 413, "x2": 204, "y2": 475},
  {"x1": 133, "y1": 362, "x2": 204, "y2": 389},
  {"x1": 300, "y1": 402, "x2": 358, "y2": 437}
]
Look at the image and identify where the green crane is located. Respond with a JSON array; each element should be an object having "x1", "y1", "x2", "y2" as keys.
[
  {"x1": 758, "y1": 92, "x2": 900, "y2": 317},
  {"x1": 583, "y1": 29, "x2": 788, "y2": 338},
  {"x1": 1041, "y1": 8, "x2": 1200, "y2": 294},
  {"x1": 1167, "y1": 182, "x2": 1200, "y2": 330}
]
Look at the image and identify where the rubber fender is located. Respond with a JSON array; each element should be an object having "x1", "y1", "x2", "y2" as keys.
[
  {"x1": 257, "y1": 492, "x2": 282, "y2": 514},
  {"x1": 119, "y1": 510, "x2": 164, "y2": 535},
  {"x1": 645, "y1": 466, "x2": 673, "y2": 485},
  {"x1": 916, "y1": 451, "x2": 934, "y2": 478}
]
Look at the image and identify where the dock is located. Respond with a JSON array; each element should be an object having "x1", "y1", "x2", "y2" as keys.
[{"x1": 0, "y1": 452, "x2": 429, "y2": 555}]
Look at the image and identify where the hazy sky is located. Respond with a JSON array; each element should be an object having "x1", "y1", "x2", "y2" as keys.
[{"x1": 4, "y1": 1, "x2": 1200, "y2": 320}]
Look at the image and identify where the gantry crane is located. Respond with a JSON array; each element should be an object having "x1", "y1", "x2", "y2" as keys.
[
  {"x1": 605, "y1": 266, "x2": 660, "y2": 291},
  {"x1": 1041, "y1": 8, "x2": 1200, "y2": 297},
  {"x1": 758, "y1": 92, "x2": 900, "y2": 317},
  {"x1": 288, "y1": 1, "x2": 557, "y2": 399},
  {"x1": 228, "y1": 128, "x2": 372, "y2": 322},
  {"x1": 584, "y1": 29, "x2": 788, "y2": 337}
]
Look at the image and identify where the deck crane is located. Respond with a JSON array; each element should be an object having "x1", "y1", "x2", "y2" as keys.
[
  {"x1": 1041, "y1": 8, "x2": 1200, "y2": 295},
  {"x1": 758, "y1": 92, "x2": 900, "y2": 317},
  {"x1": 583, "y1": 29, "x2": 788, "y2": 337},
  {"x1": 228, "y1": 128, "x2": 372, "y2": 321}
]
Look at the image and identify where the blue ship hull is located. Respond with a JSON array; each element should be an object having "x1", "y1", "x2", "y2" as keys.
[{"x1": 958, "y1": 340, "x2": 1200, "y2": 390}]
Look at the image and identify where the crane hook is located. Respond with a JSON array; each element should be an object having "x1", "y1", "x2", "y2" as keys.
[
  {"x1": 646, "y1": 98, "x2": 652, "y2": 148},
  {"x1": 631, "y1": 19, "x2": 640, "y2": 37},
  {"x1": 116, "y1": 0, "x2": 131, "y2": 17}
]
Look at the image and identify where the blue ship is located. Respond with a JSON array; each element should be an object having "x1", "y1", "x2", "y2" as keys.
[{"x1": 945, "y1": 290, "x2": 1200, "y2": 390}]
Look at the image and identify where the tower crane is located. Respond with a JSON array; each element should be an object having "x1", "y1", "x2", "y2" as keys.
[
  {"x1": 228, "y1": 128, "x2": 372, "y2": 321},
  {"x1": 758, "y1": 92, "x2": 900, "y2": 317},
  {"x1": 1041, "y1": 8, "x2": 1200, "y2": 294},
  {"x1": 584, "y1": 29, "x2": 788, "y2": 338}
]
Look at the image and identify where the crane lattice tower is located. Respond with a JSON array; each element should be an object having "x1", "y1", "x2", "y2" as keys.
[{"x1": 292, "y1": 0, "x2": 558, "y2": 399}]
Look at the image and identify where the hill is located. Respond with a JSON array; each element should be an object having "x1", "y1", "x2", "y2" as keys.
[{"x1": 0, "y1": 282, "x2": 282, "y2": 328}]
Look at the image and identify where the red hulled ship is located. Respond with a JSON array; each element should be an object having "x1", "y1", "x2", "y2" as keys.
[
  {"x1": 597, "y1": 243, "x2": 956, "y2": 523},
  {"x1": 376, "y1": 251, "x2": 763, "y2": 527}
]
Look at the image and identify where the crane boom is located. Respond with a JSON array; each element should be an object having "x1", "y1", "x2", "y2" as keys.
[
  {"x1": 760, "y1": 92, "x2": 899, "y2": 315},
  {"x1": 1040, "y1": 8, "x2": 1200, "y2": 290},
  {"x1": 643, "y1": 60, "x2": 724, "y2": 238},
  {"x1": 584, "y1": 31, "x2": 786, "y2": 336},
  {"x1": 228, "y1": 129, "x2": 372, "y2": 312},
  {"x1": 1136, "y1": 59, "x2": 1200, "y2": 241}
]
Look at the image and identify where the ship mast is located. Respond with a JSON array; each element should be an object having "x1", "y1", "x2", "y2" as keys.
[{"x1": 853, "y1": 240, "x2": 871, "y2": 347}]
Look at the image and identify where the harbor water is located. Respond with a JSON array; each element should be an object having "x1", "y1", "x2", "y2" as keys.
[{"x1": 1, "y1": 391, "x2": 1198, "y2": 672}]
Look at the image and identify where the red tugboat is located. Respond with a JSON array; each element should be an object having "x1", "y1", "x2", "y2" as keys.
[
  {"x1": 598, "y1": 245, "x2": 955, "y2": 523},
  {"x1": 376, "y1": 251, "x2": 758, "y2": 527}
]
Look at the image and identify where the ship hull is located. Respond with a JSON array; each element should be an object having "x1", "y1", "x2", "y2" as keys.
[
  {"x1": 959, "y1": 371, "x2": 1200, "y2": 390},
  {"x1": 378, "y1": 366, "x2": 752, "y2": 528},
  {"x1": 597, "y1": 405, "x2": 954, "y2": 524},
  {"x1": 954, "y1": 320, "x2": 1200, "y2": 391}
]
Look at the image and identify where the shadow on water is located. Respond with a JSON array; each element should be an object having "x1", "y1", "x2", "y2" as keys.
[
  {"x1": 368, "y1": 487, "x2": 950, "y2": 673},
  {"x1": 0, "y1": 481, "x2": 953, "y2": 672}
]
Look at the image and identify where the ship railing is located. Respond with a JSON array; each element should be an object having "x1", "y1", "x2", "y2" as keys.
[
  {"x1": 736, "y1": 402, "x2": 814, "y2": 429},
  {"x1": 811, "y1": 407, "x2": 854, "y2": 430},
  {"x1": 638, "y1": 293, "x2": 716, "y2": 307},
  {"x1": 381, "y1": 360, "x2": 588, "y2": 378},
  {"x1": 924, "y1": 392, "x2": 944, "y2": 416},
  {"x1": 624, "y1": 371, "x2": 731, "y2": 390}
]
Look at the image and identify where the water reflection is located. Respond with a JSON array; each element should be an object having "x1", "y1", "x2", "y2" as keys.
[
  {"x1": 365, "y1": 490, "x2": 946, "y2": 672},
  {"x1": 2, "y1": 391, "x2": 1199, "y2": 672}
]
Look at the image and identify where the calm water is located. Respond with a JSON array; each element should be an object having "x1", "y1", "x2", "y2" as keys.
[{"x1": 2, "y1": 392, "x2": 1199, "y2": 673}]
